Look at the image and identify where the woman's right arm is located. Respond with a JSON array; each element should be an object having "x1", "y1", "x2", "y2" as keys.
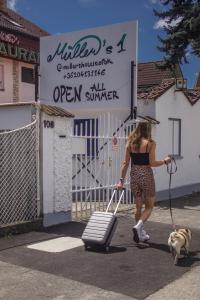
[{"x1": 149, "y1": 142, "x2": 171, "y2": 167}]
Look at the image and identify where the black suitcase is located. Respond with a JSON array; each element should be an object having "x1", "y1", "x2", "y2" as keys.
[{"x1": 81, "y1": 188, "x2": 125, "y2": 252}]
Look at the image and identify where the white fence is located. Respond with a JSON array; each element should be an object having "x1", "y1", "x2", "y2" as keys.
[{"x1": 71, "y1": 113, "x2": 134, "y2": 220}]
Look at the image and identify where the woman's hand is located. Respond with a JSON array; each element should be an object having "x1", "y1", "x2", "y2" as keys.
[
  {"x1": 164, "y1": 156, "x2": 171, "y2": 165},
  {"x1": 116, "y1": 179, "x2": 124, "y2": 190}
]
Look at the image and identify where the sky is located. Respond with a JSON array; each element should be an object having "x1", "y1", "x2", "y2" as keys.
[{"x1": 9, "y1": 0, "x2": 200, "y2": 88}]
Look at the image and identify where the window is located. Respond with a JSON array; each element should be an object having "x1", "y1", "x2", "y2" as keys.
[
  {"x1": 74, "y1": 119, "x2": 98, "y2": 157},
  {"x1": 21, "y1": 67, "x2": 35, "y2": 84},
  {"x1": 0, "y1": 64, "x2": 4, "y2": 90},
  {"x1": 168, "y1": 118, "x2": 181, "y2": 156}
]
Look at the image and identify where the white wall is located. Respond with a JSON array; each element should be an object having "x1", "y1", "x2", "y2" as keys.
[
  {"x1": 42, "y1": 111, "x2": 72, "y2": 226},
  {"x1": 154, "y1": 86, "x2": 200, "y2": 195},
  {"x1": 0, "y1": 57, "x2": 13, "y2": 103},
  {"x1": 0, "y1": 104, "x2": 33, "y2": 129},
  {"x1": 0, "y1": 57, "x2": 35, "y2": 103},
  {"x1": 137, "y1": 98, "x2": 156, "y2": 118}
]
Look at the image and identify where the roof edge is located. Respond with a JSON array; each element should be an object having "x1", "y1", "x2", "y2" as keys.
[{"x1": 0, "y1": 102, "x2": 74, "y2": 118}]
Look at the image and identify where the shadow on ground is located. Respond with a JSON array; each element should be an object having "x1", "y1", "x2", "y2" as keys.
[{"x1": 0, "y1": 216, "x2": 200, "y2": 300}]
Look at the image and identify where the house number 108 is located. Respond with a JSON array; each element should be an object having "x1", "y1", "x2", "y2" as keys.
[{"x1": 44, "y1": 120, "x2": 54, "y2": 128}]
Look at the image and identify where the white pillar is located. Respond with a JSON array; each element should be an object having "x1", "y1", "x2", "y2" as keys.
[{"x1": 41, "y1": 111, "x2": 72, "y2": 227}]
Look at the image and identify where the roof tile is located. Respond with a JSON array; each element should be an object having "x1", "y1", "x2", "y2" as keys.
[
  {"x1": 183, "y1": 89, "x2": 200, "y2": 105},
  {"x1": 138, "y1": 61, "x2": 200, "y2": 105},
  {"x1": 0, "y1": 7, "x2": 48, "y2": 38},
  {"x1": 138, "y1": 61, "x2": 182, "y2": 89},
  {"x1": 138, "y1": 78, "x2": 175, "y2": 100}
]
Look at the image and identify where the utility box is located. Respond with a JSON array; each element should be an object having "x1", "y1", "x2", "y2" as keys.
[{"x1": 0, "y1": 102, "x2": 74, "y2": 228}]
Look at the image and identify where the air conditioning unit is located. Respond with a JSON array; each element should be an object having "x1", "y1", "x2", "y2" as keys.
[{"x1": 176, "y1": 78, "x2": 187, "y2": 90}]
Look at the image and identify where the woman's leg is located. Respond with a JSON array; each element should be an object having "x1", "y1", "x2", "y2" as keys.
[
  {"x1": 132, "y1": 196, "x2": 144, "y2": 243},
  {"x1": 133, "y1": 196, "x2": 155, "y2": 242},
  {"x1": 134, "y1": 196, "x2": 143, "y2": 223},
  {"x1": 133, "y1": 167, "x2": 155, "y2": 242},
  {"x1": 140, "y1": 196, "x2": 155, "y2": 223}
]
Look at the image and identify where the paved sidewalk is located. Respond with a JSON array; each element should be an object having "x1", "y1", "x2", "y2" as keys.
[
  {"x1": 0, "y1": 261, "x2": 136, "y2": 300},
  {"x1": 0, "y1": 193, "x2": 200, "y2": 300},
  {"x1": 146, "y1": 265, "x2": 200, "y2": 300}
]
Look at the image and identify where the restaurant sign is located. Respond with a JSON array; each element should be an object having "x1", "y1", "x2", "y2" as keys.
[
  {"x1": 0, "y1": 30, "x2": 39, "y2": 63},
  {"x1": 40, "y1": 21, "x2": 138, "y2": 111}
]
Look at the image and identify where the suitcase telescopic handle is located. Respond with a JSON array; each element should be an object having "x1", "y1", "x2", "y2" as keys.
[{"x1": 106, "y1": 188, "x2": 125, "y2": 214}]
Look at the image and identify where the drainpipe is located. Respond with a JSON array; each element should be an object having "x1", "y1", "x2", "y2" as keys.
[
  {"x1": 34, "y1": 64, "x2": 39, "y2": 102},
  {"x1": 130, "y1": 60, "x2": 137, "y2": 121}
]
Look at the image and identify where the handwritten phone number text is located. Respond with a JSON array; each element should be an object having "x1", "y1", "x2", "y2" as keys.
[{"x1": 64, "y1": 69, "x2": 106, "y2": 79}]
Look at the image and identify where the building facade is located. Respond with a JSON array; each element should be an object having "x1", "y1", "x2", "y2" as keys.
[
  {"x1": 138, "y1": 61, "x2": 200, "y2": 199},
  {"x1": 0, "y1": 0, "x2": 48, "y2": 103}
]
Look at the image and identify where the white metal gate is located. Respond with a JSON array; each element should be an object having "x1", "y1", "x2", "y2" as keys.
[
  {"x1": 71, "y1": 113, "x2": 133, "y2": 220},
  {"x1": 0, "y1": 120, "x2": 40, "y2": 227}
]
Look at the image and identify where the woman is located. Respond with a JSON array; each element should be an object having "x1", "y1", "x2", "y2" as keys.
[{"x1": 117, "y1": 121, "x2": 171, "y2": 243}]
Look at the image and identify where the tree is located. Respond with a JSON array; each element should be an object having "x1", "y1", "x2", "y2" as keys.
[{"x1": 154, "y1": 0, "x2": 200, "y2": 70}]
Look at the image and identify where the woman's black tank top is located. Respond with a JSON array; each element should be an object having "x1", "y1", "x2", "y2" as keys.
[{"x1": 130, "y1": 142, "x2": 150, "y2": 165}]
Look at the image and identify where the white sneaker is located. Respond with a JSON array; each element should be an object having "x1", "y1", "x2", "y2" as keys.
[{"x1": 140, "y1": 229, "x2": 150, "y2": 242}]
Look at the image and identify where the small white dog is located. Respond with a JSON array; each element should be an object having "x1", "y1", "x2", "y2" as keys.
[{"x1": 168, "y1": 228, "x2": 192, "y2": 265}]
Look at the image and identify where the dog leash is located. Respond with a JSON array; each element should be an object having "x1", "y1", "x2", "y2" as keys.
[{"x1": 166, "y1": 157, "x2": 177, "y2": 230}]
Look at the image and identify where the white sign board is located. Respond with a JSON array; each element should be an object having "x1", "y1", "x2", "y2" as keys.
[{"x1": 40, "y1": 21, "x2": 138, "y2": 112}]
